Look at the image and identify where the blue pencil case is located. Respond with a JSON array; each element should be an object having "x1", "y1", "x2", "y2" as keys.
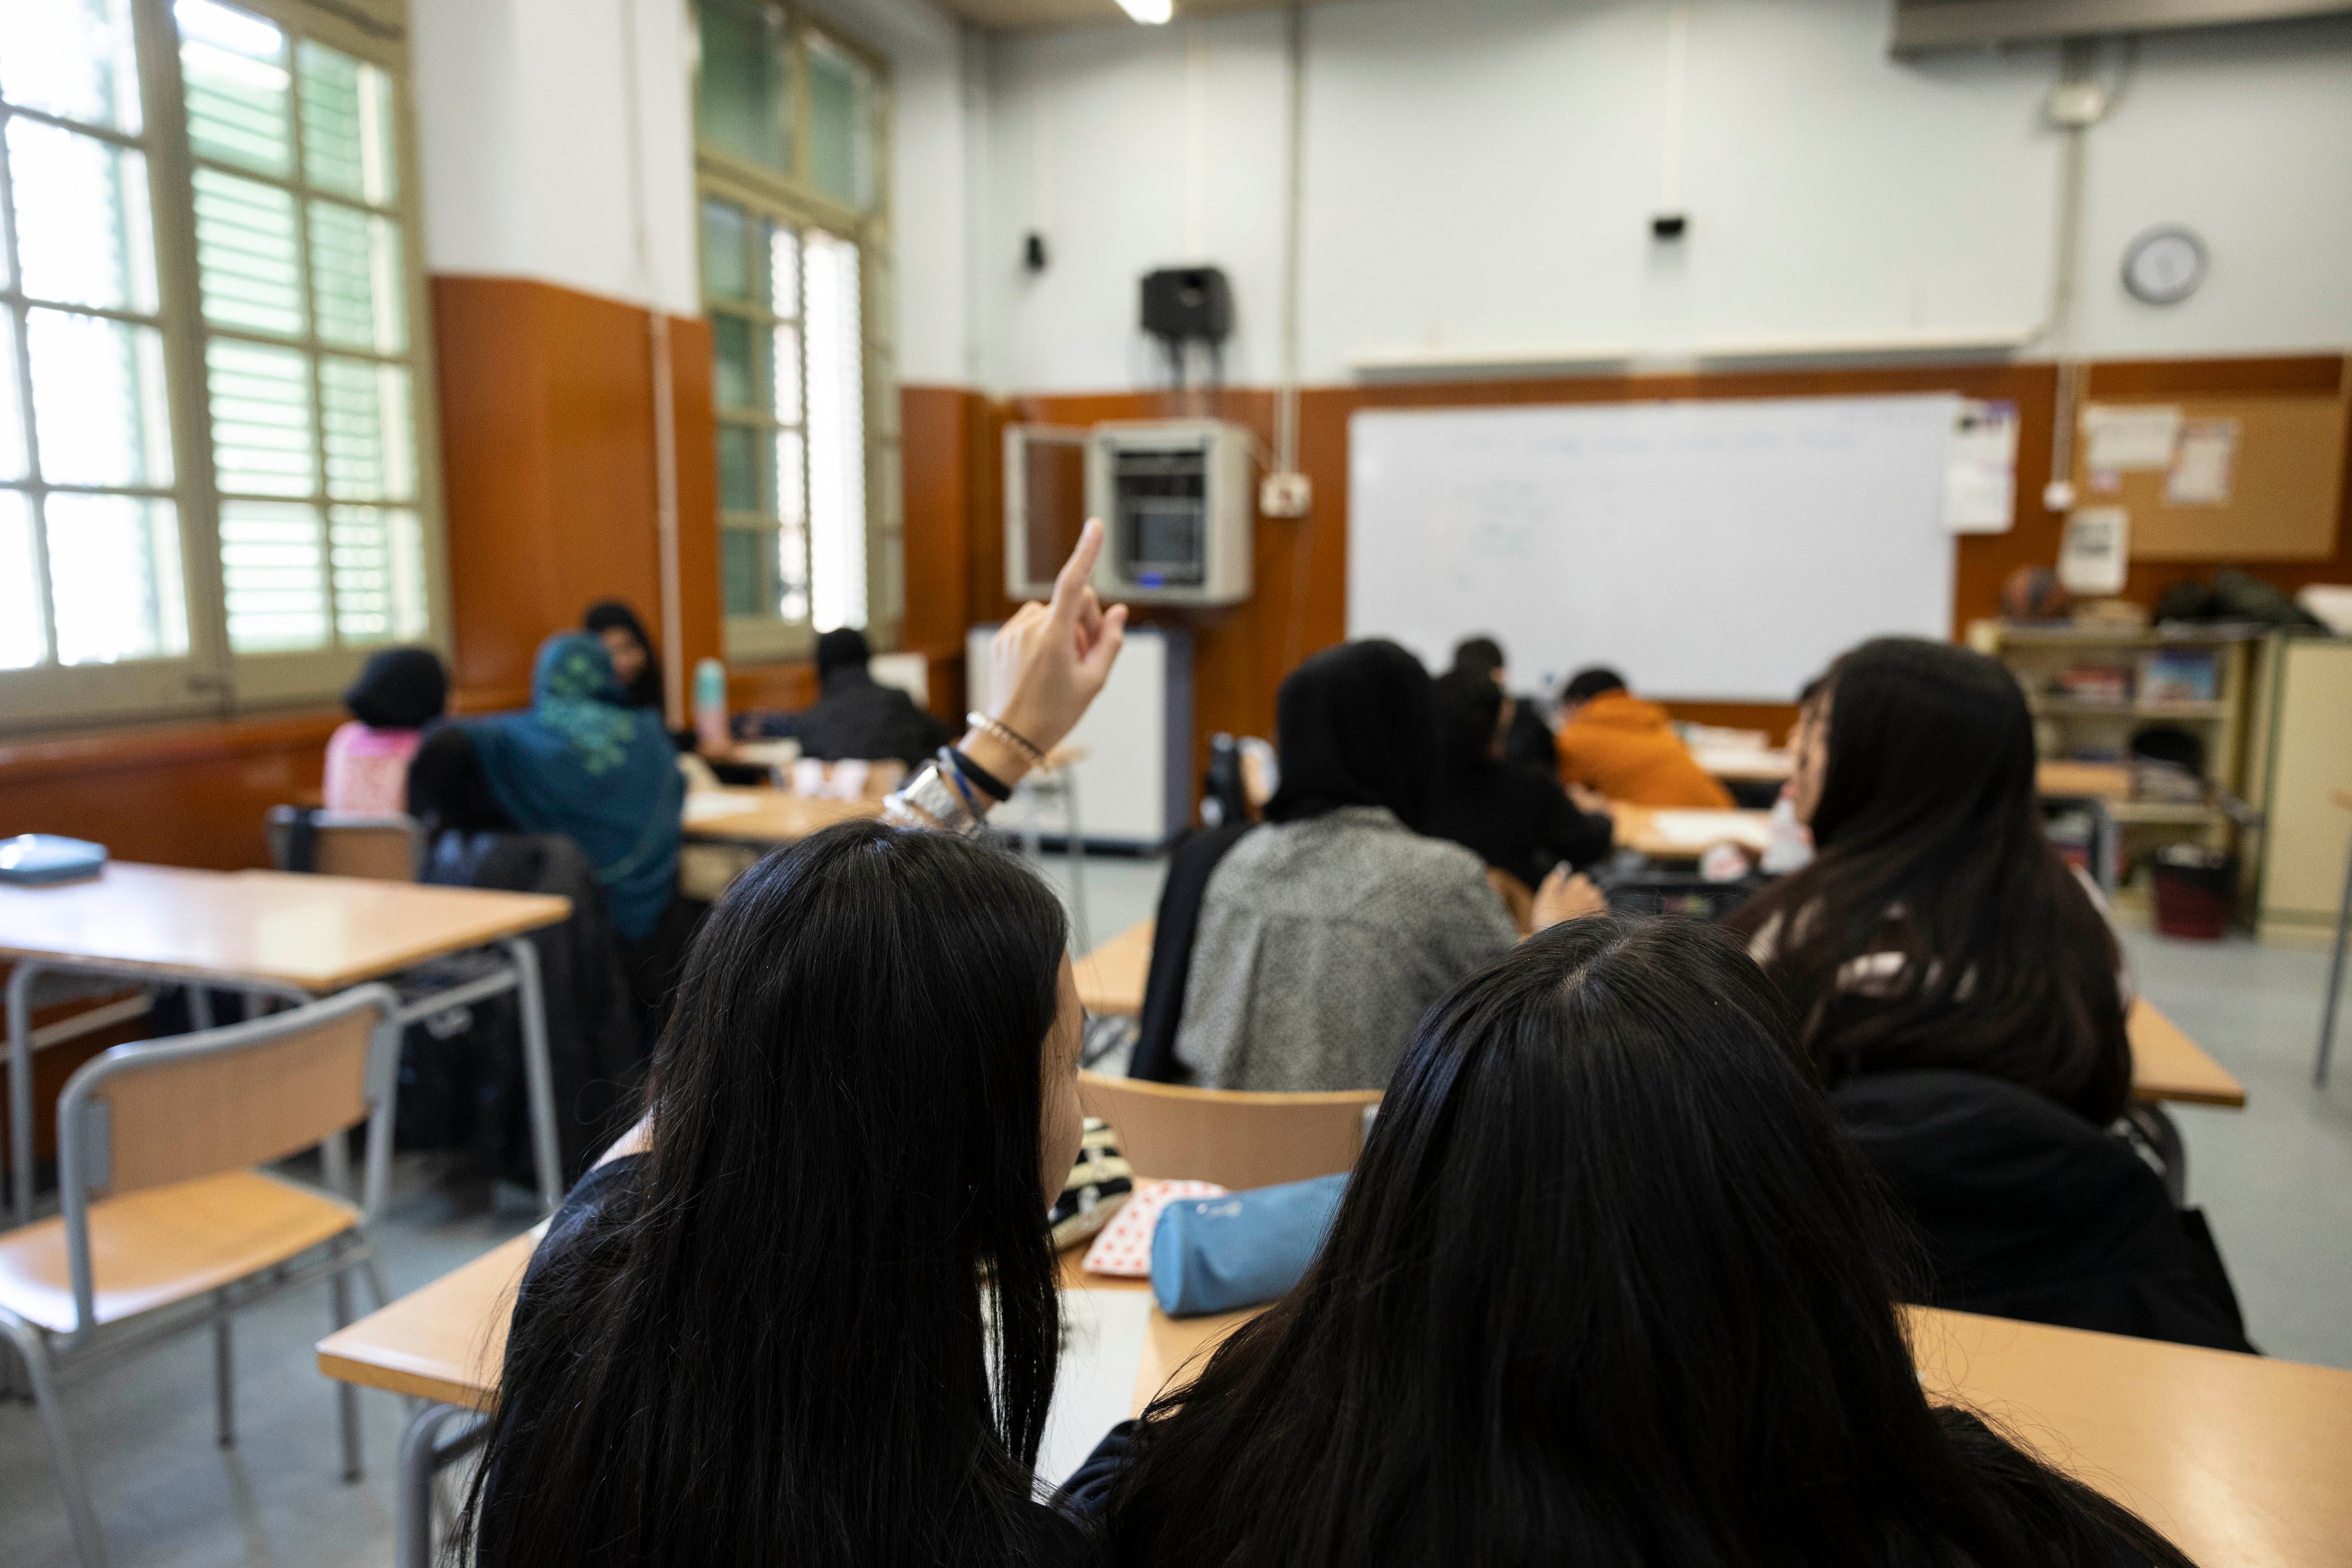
[
  {"x1": 1150, "y1": 1172, "x2": 1348, "y2": 1318},
  {"x1": 0, "y1": 834, "x2": 107, "y2": 885}
]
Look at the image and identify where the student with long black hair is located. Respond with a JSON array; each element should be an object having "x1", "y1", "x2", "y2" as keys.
[
  {"x1": 1724, "y1": 637, "x2": 2133, "y2": 1124},
  {"x1": 1093, "y1": 917, "x2": 2195, "y2": 1568},
  {"x1": 459, "y1": 523, "x2": 1129, "y2": 1568}
]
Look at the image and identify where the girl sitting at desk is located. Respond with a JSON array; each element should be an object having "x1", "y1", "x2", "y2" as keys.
[
  {"x1": 1724, "y1": 637, "x2": 2132, "y2": 1125},
  {"x1": 1086, "y1": 917, "x2": 2194, "y2": 1568}
]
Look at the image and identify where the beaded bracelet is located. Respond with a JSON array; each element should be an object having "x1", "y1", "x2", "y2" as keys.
[{"x1": 964, "y1": 710, "x2": 1047, "y2": 768}]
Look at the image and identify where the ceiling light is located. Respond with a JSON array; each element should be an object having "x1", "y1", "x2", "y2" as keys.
[{"x1": 1115, "y1": 0, "x2": 1174, "y2": 21}]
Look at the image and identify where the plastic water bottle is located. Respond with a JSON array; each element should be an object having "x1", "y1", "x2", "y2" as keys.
[{"x1": 692, "y1": 658, "x2": 729, "y2": 752}]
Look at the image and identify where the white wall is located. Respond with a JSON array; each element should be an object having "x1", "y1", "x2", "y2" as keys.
[{"x1": 977, "y1": 0, "x2": 2352, "y2": 393}]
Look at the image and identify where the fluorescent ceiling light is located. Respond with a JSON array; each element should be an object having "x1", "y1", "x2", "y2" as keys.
[{"x1": 1115, "y1": 0, "x2": 1174, "y2": 20}]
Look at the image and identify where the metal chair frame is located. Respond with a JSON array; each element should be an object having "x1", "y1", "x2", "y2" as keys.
[{"x1": 0, "y1": 986, "x2": 401, "y2": 1568}]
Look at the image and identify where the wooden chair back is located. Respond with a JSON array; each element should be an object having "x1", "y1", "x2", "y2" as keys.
[
  {"x1": 1078, "y1": 1071, "x2": 1380, "y2": 1192},
  {"x1": 266, "y1": 807, "x2": 421, "y2": 882},
  {"x1": 1487, "y1": 867, "x2": 1536, "y2": 937}
]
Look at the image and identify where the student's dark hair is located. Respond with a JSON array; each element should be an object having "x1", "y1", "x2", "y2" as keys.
[
  {"x1": 459, "y1": 820, "x2": 1073, "y2": 1568},
  {"x1": 1450, "y1": 635, "x2": 1506, "y2": 679},
  {"x1": 582, "y1": 600, "x2": 663, "y2": 709},
  {"x1": 1562, "y1": 665, "x2": 1627, "y2": 702},
  {"x1": 1726, "y1": 637, "x2": 2131, "y2": 1123},
  {"x1": 1099, "y1": 917, "x2": 2193, "y2": 1568},
  {"x1": 815, "y1": 624, "x2": 873, "y2": 681},
  {"x1": 1433, "y1": 666, "x2": 1503, "y2": 772}
]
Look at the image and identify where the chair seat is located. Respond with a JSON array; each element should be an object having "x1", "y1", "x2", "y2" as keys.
[{"x1": 0, "y1": 1171, "x2": 360, "y2": 1334}]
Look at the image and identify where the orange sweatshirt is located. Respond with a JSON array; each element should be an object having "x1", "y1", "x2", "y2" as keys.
[{"x1": 1555, "y1": 691, "x2": 1734, "y2": 808}]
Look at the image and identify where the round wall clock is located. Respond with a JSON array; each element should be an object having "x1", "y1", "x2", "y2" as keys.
[{"x1": 2122, "y1": 226, "x2": 2207, "y2": 306}]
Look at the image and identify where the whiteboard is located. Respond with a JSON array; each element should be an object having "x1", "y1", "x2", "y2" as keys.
[{"x1": 1346, "y1": 395, "x2": 1960, "y2": 701}]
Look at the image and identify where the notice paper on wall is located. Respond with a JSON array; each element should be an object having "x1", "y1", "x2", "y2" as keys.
[
  {"x1": 2081, "y1": 405, "x2": 2182, "y2": 472},
  {"x1": 2166, "y1": 417, "x2": 2240, "y2": 506},
  {"x1": 2059, "y1": 508, "x2": 2131, "y2": 596},
  {"x1": 1943, "y1": 398, "x2": 2018, "y2": 533}
]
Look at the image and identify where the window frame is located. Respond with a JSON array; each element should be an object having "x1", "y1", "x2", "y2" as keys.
[
  {"x1": 0, "y1": 0, "x2": 449, "y2": 737},
  {"x1": 690, "y1": 0, "x2": 896, "y2": 665}
]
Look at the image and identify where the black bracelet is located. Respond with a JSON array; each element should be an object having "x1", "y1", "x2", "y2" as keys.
[{"x1": 946, "y1": 746, "x2": 1013, "y2": 804}]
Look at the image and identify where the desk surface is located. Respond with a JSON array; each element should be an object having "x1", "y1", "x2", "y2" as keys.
[
  {"x1": 2128, "y1": 998, "x2": 2246, "y2": 1108},
  {"x1": 1609, "y1": 804, "x2": 1773, "y2": 860},
  {"x1": 1692, "y1": 746, "x2": 1793, "y2": 783},
  {"x1": 1077, "y1": 919, "x2": 1156, "y2": 1019},
  {"x1": 0, "y1": 865, "x2": 571, "y2": 993},
  {"x1": 683, "y1": 788, "x2": 882, "y2": 846},
  {"x1": 1132, "y1": 1302, "x2": 2352, "y2": 1568}
]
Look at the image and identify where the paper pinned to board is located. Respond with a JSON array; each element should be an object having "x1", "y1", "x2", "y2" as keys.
[
  {"x1": 2058, "y1": 508, "x2": 2130, "y2": 596},
  {"x1": 2081, "y1": 405, "x2": 2182, "y2": 472},
  {"x1": 2165, "y1": 417, "x2": 2239, "y2": 506},
  {"x1": 1943, "y1": 398, "x2": 2018, "y2": 533}
]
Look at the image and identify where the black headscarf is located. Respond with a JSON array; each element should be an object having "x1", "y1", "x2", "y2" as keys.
[
  {"x1": 583, "y1": 601, "x2": 663, "y2": 710},
  {"x1": 815, "y1": 626, "x2": 872, "y2": 684},
  {"x1": 344, "y1": 646, "x2": 447, "y2": 730},
  {"x1": 1262, "y1": 640, "x2": 1440, "y2": 830}
]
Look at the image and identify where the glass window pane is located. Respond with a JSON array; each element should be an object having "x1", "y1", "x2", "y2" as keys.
[
  {"x1": 0, "y1": 0, "x2": 141, "y2": 132},
  {"x1": 192, "y1": 166, "x2": 303, "y2": 335},
  {"x1": 0, "y1": 315, "x2": 24, "y2": 481},
  {"x1": 27, "y1": 308, "x2": 172, "y2": 486},
  {"x1": 804, "y1": 231, "x2": 863, "y2": 631},
  {"x1": 310, "y1": 201, "x2": 405, "y2": 350},
  {"x1": 721, "y1": 525, "x2": 768, "y2": 619},
  {"x1": 718, "y1": 423, "x2": 758, "y2": 513},
  {"x1": 694, "y1": 0, "x2": 788, "y2": 175},
  {"x1": 320, "y1": 356, "x2": 413, "y2": 501},
  {"x1": 775, "y1": 430, "x2": 806, "y2": 623},
  {"x1": 0, "y1": 489, "x2": 44, "y2": 668},
  {"x1": 699, "y1": 198, "x2": 747, "y2": 302},
  {"x1": 7, "y1": 118, "x2": 158, "y2": 313},
  {"x1": 328, "y1": 503, "x2": 422, "y2": 642},
  {"x1": 298, "y1": 42, "x2": 397, "y2": 206},
  {"x1": 219, "y1": 497, "x2": 325, "y2": 650},
  {"x1": 771, "y1": 323, "x2": 801, "y2": 423},
  {"x1": 767, "y1": 223, "x2": 799, "y2": 318},
  {"x1": 46, "y1": 491, "x2": 186, "y2": 664},
  {"x1": 712, "y1": 313, "x2": 752, "y2": 412},
  {"x1": 206, "y1": 337, "x2": 315, "y2": 496},
  {"x1": 177, "y1": 0, "x2": 291, "y2": 175},
  {"x1": 805, "y1": 37, "x2": 873, "y2": 210}
]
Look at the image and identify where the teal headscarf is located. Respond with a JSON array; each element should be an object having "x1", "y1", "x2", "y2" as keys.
[{"x1": 470, "y1": 633, "x2": 683, "y2": 942}]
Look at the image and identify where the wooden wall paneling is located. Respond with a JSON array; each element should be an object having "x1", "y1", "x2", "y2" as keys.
[
  {"x1": 901, "y1": 384, "x2": 978, "y2": 722},
  {"x1": 668, "y1": 314, "x2": 725, "y2": 708}
]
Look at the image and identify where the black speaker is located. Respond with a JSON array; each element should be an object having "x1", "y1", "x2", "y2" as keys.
[{"x1": 1140, "y1": 266, "x2": 1232, "y2": 346}]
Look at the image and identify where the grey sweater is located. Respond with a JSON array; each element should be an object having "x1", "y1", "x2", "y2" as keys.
[{"x1": 1174, "y1": 806, "x2": 1519, "y2": 1092}]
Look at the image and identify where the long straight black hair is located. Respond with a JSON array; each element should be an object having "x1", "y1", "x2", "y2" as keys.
[
  {"x1": 1100, "y1": 917, "x2": 2194, "y2": 1568},
  {"x1": 1726, "y1": 637, "x2": 2131, "y2": 1124},
  {"x1": 459, "y1": 820, "x2": 1072, "y2": 1567}
]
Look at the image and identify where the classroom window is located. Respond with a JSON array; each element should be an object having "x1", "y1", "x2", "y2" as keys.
[
  {"x1": 692, "y1": 0, "x2": 895, "y2": 663},
  {"x1": 0, "y1": 0, "x2": 442, "y2": 734}
]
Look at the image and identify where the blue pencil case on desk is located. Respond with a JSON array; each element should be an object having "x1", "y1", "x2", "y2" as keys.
[
  {"x1": 0, "y1": 834, "x2": 107, "y2": 885},
  {"x1": 1151, "y1": 1173, "x2": 1348, "y2": 1318}
]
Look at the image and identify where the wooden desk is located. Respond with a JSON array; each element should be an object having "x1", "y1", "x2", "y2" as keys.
[
  {"x1": 1130, "y1": 1302, "x2": 2352, "y2": 1568},
  {"x1": 1077, "y1": 919, "x2": 1155, "y2": 1019},
  {"x1": 2038, "y1": 760, "x2": 2134, "y2": 801},
  {"x1": 1692, "y1": 746, "x2": 1793, "y2": 784},
  {"x1": 1, "y1": 865, "x2": 573, "y2": 1221},
  {"x1": 1609, "y1": 804, "x2": 1773, "y2": 860},
  {"x1": 2129, "y1": 999, "x2": 2245, "y2": 1109},
  {"x1": 683, "y1": 788, "x2": 882, "y2": 846}
]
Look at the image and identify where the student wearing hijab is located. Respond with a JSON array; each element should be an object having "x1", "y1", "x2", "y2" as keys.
[
  {"x1": 583, "y1": 600, "x2": 664, "y2": 711},
  {"x1": 1171, "y1": 641, "x2": 1518, "y2": 1092},
  {"x1": 324, "y1": 646, "x2": 447, "y2": 813},
  {"x1": 793, "y1": 626, "x2": 953, "y2": 766},
  {"x1": 1424, "y1": 667, "x2": 1614, "y2": 892}
]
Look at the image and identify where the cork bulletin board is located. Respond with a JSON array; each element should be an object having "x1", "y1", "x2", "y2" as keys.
[{"x1": 2072, "y1": 387, "x2": 2350, "y2": 561}]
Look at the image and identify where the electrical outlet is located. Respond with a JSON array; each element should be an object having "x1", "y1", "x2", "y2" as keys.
[{"x1": 1260, "y1": 471, "x2": 1312, "y2": 518}]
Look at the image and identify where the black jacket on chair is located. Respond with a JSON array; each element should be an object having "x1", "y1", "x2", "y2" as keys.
[{"x1": 1833, "y1": 1069, "x2": 2253, "y2": 1353}]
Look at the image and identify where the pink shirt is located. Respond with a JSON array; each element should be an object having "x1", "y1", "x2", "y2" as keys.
[{"x1": 323, "y1": 722, "x2": 423, "y2": 815}]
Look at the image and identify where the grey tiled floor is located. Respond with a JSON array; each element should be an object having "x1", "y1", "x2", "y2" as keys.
[{"x1": 2, "y1": 856, "x2": 2346, "y2": 1567}]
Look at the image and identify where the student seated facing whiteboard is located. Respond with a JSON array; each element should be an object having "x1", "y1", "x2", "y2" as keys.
[
  {"x1": 1448, "y1": 634, "x2": 1556, "y2": 773},
  {"x1": 1173, "y1": 641, "x2": 1597, "y2": 1093},
  {"x1": 1424, "y1": 668, "x2": 1613, "y2": 892},
  {"x1": 792, "y1": 627, "x2": 952, "y2": 768},
  {"x1": 1552, "y1": 666, "x2": 1733, "y2": 808}
]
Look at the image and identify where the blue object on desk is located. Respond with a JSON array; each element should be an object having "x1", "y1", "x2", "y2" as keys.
[
  {"x1": 0, "y1": 834, "x2": 107, "y2": 885},
  {"x1": 1150, "y1": 1173, "x2": 1348, "y2": 1317}
]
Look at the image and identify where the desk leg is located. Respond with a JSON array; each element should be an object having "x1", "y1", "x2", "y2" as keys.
[
  {"x1": 2318, "y1": 841, "x2": 2352, "y2": 1088},
  {"x1": 8, "y1": 961, "x2": 39, "y2": 1230},
  {"x1": 501, "y1": 936, "x2": 563, "y2": 1213},
  {"x1": 396, "y1": 1402, "x2": 486, "y2": 1568}
]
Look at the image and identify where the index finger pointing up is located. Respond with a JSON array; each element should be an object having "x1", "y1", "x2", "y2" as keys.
[{"x1": 1051, "y1": 517, "x2": 1106, "y2": 623}]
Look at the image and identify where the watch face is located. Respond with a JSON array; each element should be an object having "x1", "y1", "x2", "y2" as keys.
[{"x1": 2123, "y1": 227, "x2": 2206, "y2": 305}]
